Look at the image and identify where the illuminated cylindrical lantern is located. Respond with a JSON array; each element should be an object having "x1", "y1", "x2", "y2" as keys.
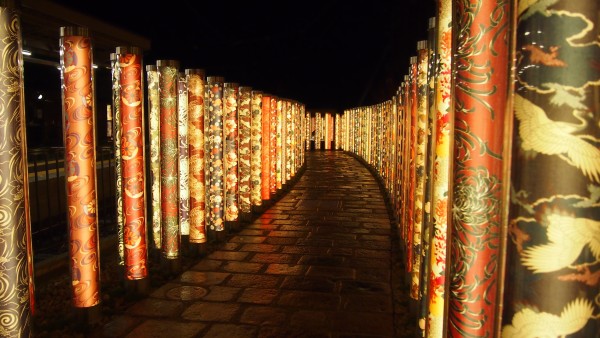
[
  {"x1": 116, "y1": 46, "x2": 148, "y2": 280},
  {"x1": 60, "y1": 26, "x2": 101, "y2": 307},
  {"x1": 427, "y1": 3, "x2": 453, "y2": 335},
  {"x1": 0, "y1": 3, "x2": 34, "y2": 334},
  {"x1": 146, "y1": 65, "x2": 161, "y2": 249},
  {"x1": 410, "y1": 41, "x2": 429, "y2": 301},
  {"x1": 250, "y1": 91, "x2": 263, "y2": 207},
  {"x1": 186, "y1": 69, "x2": 207, "y2": 244},
  {"x1": 276, "y1": 99, "x2": 284, "y2": 189},
  {"x1": 283, "y1": 100, "x2": 294, "y2": 182},
  {"x1": 206, "y1": 76, "x2": 225, "y2": 233},
  {"x1": 157, "y1": 59, "x2": 180, "y2": 259},
  {"x1": 238, "y1": 86, "x2": 252, "y2": 215},
  {"x1": 501, "y1": 1, "x2": 600, "y2": 337},
  {"x1": 261, "y1": 94, "x2": 271, "y2": 201},
  {"x1": 288, "y1": 101, "x2": 295, "y2": 178},
  {"x1": 447, "y1": 0, "x2": 510, "y2": 335},
  {"x1": 110, "y1": 53, "x2": 125, "y2": 264},
  {"x1": 269, "y1": 97, "x2": 278, "y2": 194},
  {"x1": 406, "y1": 62, "x2": 418, "y2": 281},
  {"x1": 223, "y1": 83, "x2": 239, "y2": 223},
  {"x1": 178, "y1": 72, "x2": 189, "y2": 236}
]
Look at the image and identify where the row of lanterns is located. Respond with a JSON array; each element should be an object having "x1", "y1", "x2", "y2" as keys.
[
  {"x1": 339, "y1": 0, "x2": 599, "y2": 337},
  {"x1": 0, "y1": 3, "x2": 309, "y2": 334}
]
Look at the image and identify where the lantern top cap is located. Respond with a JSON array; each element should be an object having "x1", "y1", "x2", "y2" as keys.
[{"x1": 60, "y1": 26, "x2": 89, "y2": 37}]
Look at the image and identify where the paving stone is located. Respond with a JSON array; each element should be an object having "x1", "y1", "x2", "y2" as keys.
[
  {"x1": 341, "y1": 294, "x2": 393, "y2": 312},
  {"x1": 306, "y1": 266, "x2": 356, "y2": 280},
  {"x1": 238, "y1": 288, "x2": 279, "y2": 304},
  {"x1": 258, "y1": 326, "x2": 332, "y2": 338},
  {"x1": 223, "y1": 261, "x2": 265, "y2": 273},
  {"x1": 268, "y1": 230, "x2": 309, "y2": 238},
  {"x1": 207, "y1": 251, "x2": 250, "y2": 261},
  {"x1": 296, "y1": 238, "x2": 334, "y2": 247},
  {"x1": 298, "y1": 255, "x2": 345, "y2": 266},
  {"x1": 220, "y1": 242, "x2": 242, "y2": 250},
  {"x1": 239, "y1": 306, "x2": 287, "y2": 325},
  {"x1": 238, "y1": 229, "x2": 268, "y2": 236},
  {"x1": 355, "y1": 248, "x2": 390, "y2": 259},
  {"x1": 125, "y1": 320, "x2": 206, "y2": 338},
  {"x1": 355, "y1": 268, "x2": 391, "y2": 283},
  {"x1": 202, "y1": 285, "x2": 241, "y2": 301},
  {"x1": 280, "y1": 275, "x2": 337, "y2": 293},
  {"x1": 282, "y1": 245, "x2": 330, "y2": 255},
  {"x1": 290, "y1": 310, "x2": 330, "y2": 330},
  {"x1": 203, "y1": 324, "x2": 258, "y2": 338},
  {"x1": 277, "y1": 290, "x2": 341, "y2": 310},
  {"x1": 229, "y1": 235, "x2": 267, "y2": 244},
  {"x1": 102, "y1": 316, "x2": 141, "y2": 338},
  {"x1": 240, "y1": 243, "x2": 281, "y2": 252},
  {"x1": 340, "y1": 280, "x2": 391, "y2": 294},
  {"x1": 179, "y1": 271, "x2": 230, "y2": 286},
  {"x1": 265, "y1": 237, "x2": 300, "y2": 245},
  {"x1": 191, "y1": 259, "x2": 223, "y2": 271},
  {"x1": 329, "y1": 247, "x2": 355, "y2": 256},
  {"x1": 332, "y1": 312, "x2": 394, "y2": 336},
  {"x1": 227, "y1": 274, "x2": 282, "y2": 288},
  {"x1": 350, "y1": 257, "x2": 390, "y2": 269},
  {"x1": 359, "y1": 234, "x2": 391, "y2": 242},
  {"x1": 128, "y1": 298, "x2": 184, "y2": 317},
  {"x1": 265, "y1": 263, "x2": 306, "y2": 275},
  {"x1": 250, "y1": 253, "x2": 298, "y2": 264},
  {"x1": 181, "y1": 302, "x2": 241, "y2": 321},
  {"x1": 165, "y1": 285, "x2": 209, "y2": 301},
  {"x1": 150, "y1": 282, "x2": 181, "y2": 299}
]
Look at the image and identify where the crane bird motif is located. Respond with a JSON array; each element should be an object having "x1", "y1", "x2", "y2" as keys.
[
  {"x1": 521, "y1": 213, "x2": 600, "y2": 274},
  {"x1": 514, "y1": 94, "x2": 600, "y2": 183},
  {"x1": 502, "y1": 298, "x2": 594, "y2": 337}
]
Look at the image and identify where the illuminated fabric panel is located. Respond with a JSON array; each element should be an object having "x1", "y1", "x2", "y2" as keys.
[
  {"x1": 186, "y1": 69, "x2": 207, "y2": 244},
  {"x1": 178, "y1": 73, "x2": 189, "y2": 235},
  {"x1": 238, "y1": 86, "x2": 252, "y2": 214},
  {"x1": 146, "y1": 65, "x2": 161, "y2": 249},
  {"x1": 501, "y1": 1, "x2": 600, "y2": 337},
  {"x1": 110, "y1": 53, "x2": 124, "y2": 264},
  {"x1": 223, "y1": 83, "x2": 239, "y2": 222},
  {"x1": 447, "y1": 1, "x2": 509, "y2": 335},
  {"x1": 250, "y1": 91, "x2": 263, "y2": 206},
  {"x1": 157, "y1": 59, "x2": 180, "y2": 259},
  {"x1": 206, "y1": 76, "x2": 225, "y2": 232},
  {"x1": 0, "y1": 4, "x2": 34, "y2": 333},
  {"x1": 60, "y1": 26, "x2": 101, "y2": 307},
  {"x1": 117, "y1": 46, "x2": 148, "y2": 280}
]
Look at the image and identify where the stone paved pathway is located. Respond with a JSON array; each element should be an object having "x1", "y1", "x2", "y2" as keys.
[{"x1": 102, "y1": 151, "x2": 405, "y2": 338}]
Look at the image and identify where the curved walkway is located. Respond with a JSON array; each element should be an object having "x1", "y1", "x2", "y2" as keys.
[{"x1": 103, "y1": 151, "x2": 405, "y2": 338}]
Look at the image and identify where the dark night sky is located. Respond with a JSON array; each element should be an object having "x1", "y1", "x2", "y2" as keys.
[{"x1": 53, "y1": 0, "x2": 436, "y2": 112}]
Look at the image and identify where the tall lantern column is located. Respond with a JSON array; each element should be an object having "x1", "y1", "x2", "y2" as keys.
[
  {"x1": 157, "y1": 60, "x2": 180, "y2": 260},
  {"x1": 426, "y1": 0, "x2": 453, "y2": 335},
  {"x1": 251, "y1": 91, "x2": 263, "y2": 211},
  {"x1": 59, "y1": 26, "x2": 101, "y2": 308},
  {"x1": 146, "y1": 65, "x2": 161, "y2": 249},
  {"x1": 186, "y1": 69, "x2": 208, "y2": 253},
  {"x1": 501, "y1": 1, "x2": 600, "y2": 336},
  {"x1": 116, "y1": 46, "x2": 148, "y2": 281},
  {"x1": 207, "y1": 76, "x2": 226, "y2": 241},
  {"x1": 110, "y1": 53, "x2": 125, "y2": 265},
  {"x1": 261, "y1": 94, "x2": 271, "y2": 202},
  {"x1": 269, "y1": 97, "x2": 278, "y2": 195},
  {"x1": 0, "y1": 2, "x2": 34, "y2": 335},
  {"x1": 223, "y1": 83, "x2": 239, "y2": 230},
  {"x1": 238, "y1": 86, "x2": 252, "y2": 220},
  {"x1": 447, "y1": 0, "x2": 510, "y2": 335},
  {"x1": 178, "y1": 73, "x2": 189, "y2": 238}
]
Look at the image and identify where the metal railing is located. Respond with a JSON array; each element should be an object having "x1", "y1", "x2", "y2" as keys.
[{"x1": 28, "y1": 146, "x2": 117, "y2": 260}]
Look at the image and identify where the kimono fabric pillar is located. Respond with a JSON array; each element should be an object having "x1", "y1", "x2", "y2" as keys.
[
  {"x1": 501, "y1": 1, "x2": 600, "y2": 337},
  {"x1": 426, "y1": 0, "x2": 453, "y2": 335},
  {"x1": 285, "y1": 101, "x2": 292, "y2": 181},
  {"x1": 406, "y1": 58, "x2": 418, "y2": 293},
  {"x1": 260, "y1": 94, "x2": 271, "y2": 203},
  {"x1": 238, "y1": 86, "x2": 252, "y2": 220},
  {"x1": 178, "y1": 73, "x2": 190, "y2": 241},
  {"x1": 0, "y1": 2, "x2": 34, "y2": 335},
  {"x1": 447, "y1": 0, "x2": 510, "y2": 336},
  {"x1": 59, "y1": 26, "x2": 101, "y2": 312},
  {"x1": 110, "y1": 53, "x2": 124, "y2": 265},
  {"x1": 157, "y1": 60, "x2": 180, "y2": 264},
  {"x1": 146, "y1": 65, "x2": 161, "y2": 249},
  {"x1": 276, "y1": 99, "x2": 284, "y2": 190},
  {"x1": 207, "y1": 76, "x2": 225, "y2": 241},
  {"x1": 269, "y1": 97, "x2": 278, "y2": 195},
  {"x1": 116, "y1": 46, "x2": 148, "y2": 285},
  {"x1": 186, "y1": 69, "x2": 208, "y2": 255},
  {"x1": 250, "y1": 90, "x2": 263, "y2": 212},
  {"x1": 223, "y1": 83, "x2": 239, "y2": 230}
]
